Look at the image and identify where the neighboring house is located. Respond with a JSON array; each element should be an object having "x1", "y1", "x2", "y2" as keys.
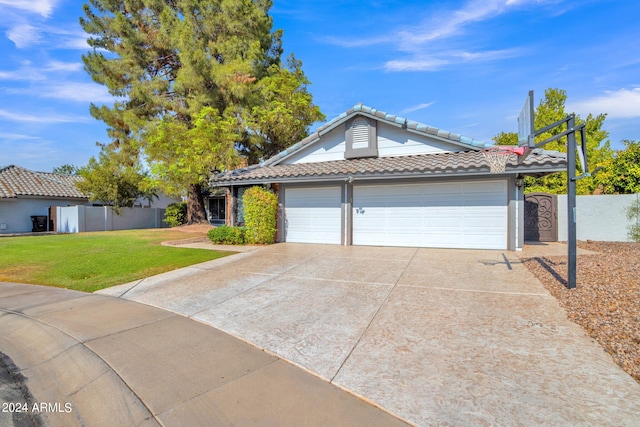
[
  {"x1": 0, "y1": 165, "x2": 182, "y2": 234},
  {"x1": 209, "y1": 104, "x2": 566, "y2": 250},
  {"x1": 0, "y1": 165, "x2": 89, "y2": 233}
]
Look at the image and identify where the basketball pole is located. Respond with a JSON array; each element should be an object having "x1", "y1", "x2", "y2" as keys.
[
  {"x1": 530, "y1": 113, "x2": 585, "y2": 289},
  {"x1": 567, "y1": 115, "x2": 577, "y2": 289}
]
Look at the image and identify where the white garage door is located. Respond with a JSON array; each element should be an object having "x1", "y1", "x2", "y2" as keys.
[
  {"x1": 353, "y1": 181, "x2": 507, "y2": 249},
  {"x1": 285, "y1": 187, "x2": 342, "y2": 244}
]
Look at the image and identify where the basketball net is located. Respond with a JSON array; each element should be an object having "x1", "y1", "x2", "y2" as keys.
[{"x1": 481, "y1": 146, "x2": 526, "y2": 173}]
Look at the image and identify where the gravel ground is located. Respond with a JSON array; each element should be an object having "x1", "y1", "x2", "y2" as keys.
[{"x1": 519, "y1": 241, "x2": 640, "y2": 384}]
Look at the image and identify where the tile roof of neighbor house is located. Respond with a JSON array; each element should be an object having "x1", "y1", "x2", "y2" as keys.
[
  {"x1": 212, "y1": 149, "x2": 567, "y2": 185},
  {"x1": 0, "y1": 165, "x2": 88, "y2": 199},
  {"x1": 264, "y1": 103, "x2": 490, "y2": 167}
]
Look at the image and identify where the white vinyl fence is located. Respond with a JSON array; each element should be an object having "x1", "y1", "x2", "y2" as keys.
[
  {"x1": 56, "y1": 206, "x2": 167, "y2": 233},
  {"x1": 557, "y1": 193, "x2": 640, "y2": 242}
]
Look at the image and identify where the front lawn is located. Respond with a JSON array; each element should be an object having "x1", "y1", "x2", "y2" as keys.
[{"x1": 0, "y1": 229, "x2": 234, "y2": 292}]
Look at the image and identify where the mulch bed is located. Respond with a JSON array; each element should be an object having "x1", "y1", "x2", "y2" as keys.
[{"x1": 519, "y1": 241, "x2": 640, "y2": 384}]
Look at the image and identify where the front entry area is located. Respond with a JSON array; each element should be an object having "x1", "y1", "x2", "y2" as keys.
[{"x1": 207, "y1": 196, "x2": 226, "y2": 225}]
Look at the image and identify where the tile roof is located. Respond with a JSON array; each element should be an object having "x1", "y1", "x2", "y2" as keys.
[
  {"x1": 0, "y1": 165, "x2": 88, "y2": 199},
  {"x1": 264, "y1": 103, "x2": 490, "y2": 166},
  {"x1": 212, "y1": 149, "x2": 566, "y2": 185}
]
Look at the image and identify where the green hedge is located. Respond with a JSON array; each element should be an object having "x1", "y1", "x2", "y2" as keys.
[
  {"x1": 207, "y1": 226, "x2": 247, "y2": 245},
  {"x1": 164, "y1": 202, "x2": 187, "y2": 227},
  {"x1": 243, "y1": 186, "x2": 278, "y2": 244}
]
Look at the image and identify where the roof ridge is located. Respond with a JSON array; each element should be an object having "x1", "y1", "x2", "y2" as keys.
[
  {"x1": 350, "y1": 103, "x2": 488, "y2": 148},
  {"x1": 263, "y1": 103, "x2": 490, "y2": 167}
]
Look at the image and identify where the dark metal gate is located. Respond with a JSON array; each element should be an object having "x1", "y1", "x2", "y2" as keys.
[{"x1": 524, "y1": 192, "x2": 558, "y2": 242}]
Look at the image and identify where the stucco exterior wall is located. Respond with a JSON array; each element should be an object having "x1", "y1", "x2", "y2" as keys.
[
  {"x1": 0, "y1": 198, "x2": 87, "y2": 234},
  {"x1": 557, "y1": 193, "x2": 639, "y2": 242}
]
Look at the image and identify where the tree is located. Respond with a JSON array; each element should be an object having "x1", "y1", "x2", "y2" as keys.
[
  {"x1": 494, "y1": 88, "x2": 613, "y2": 194},
  {"x1": 80, "y1": 0, "x2": 322, "y2": 223},
  {"x1": 52, "y1": 164, "x2": 79, "y2": 175},
  {"x1": 76, "y1": 150, "x2": 157, "y2": 213},
  {"x1": 595, "y1": 140, "x2": 640, "y2": 194},
  {"x1": 144, "y1": 106, "x2": 241, "y2": 220},
  {"x1": 241, "y1": 55, "x2": 325, "y2": 163}
]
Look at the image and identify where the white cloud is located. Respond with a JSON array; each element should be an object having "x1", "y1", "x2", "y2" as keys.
[
  {"x1": 0, "y1": 109, "x2": 89, "y2": 124},
  {"x1": 401, "y1": 103, "x2": 435, "y2": 114},
  {"x1": 384, "y1": 48, "x2": 520, "y2": 72},
  {"x1": 398, "y1": 0, "x2": 508, "y2": 46},
  {"x1": 44, "y1": 27, "x2": 91, "y2": 50},
  {"x1": 324, "y1": 0, "x2": 559, "y2": 72},
  {"x1": 568, "y1": 88, "x2": 640, "y2": 119},
  {"x1": 39, "y1": 82, "x2": 113, "y2": 103},
  {"x1": 0, "y1": 0, "x2": 58, "y2": 17},
  {"x1": 320, "y1": 35, "x2": 392, "y2": 48},
  {"x1": 0, "y1": 60, "x2": 83, "y2": 82},
  {"x1": 0, "y1": 67, "x2": 45, "y2": 81},
  {"x1": 6, "y1": 83, "x2": 113, "y2": 103},
  {"x1": 0, "y1": 133, "x2": 40, "y2": 140},
  {"x1": 45, "y1": 61, "x2": 84, "y2": 72},
  {"x1": 385, "y1": 57, "x2": 449, "y2": 72},
  {"x1": 6, "y1": 24, "x2": 40, "y2": 48}
]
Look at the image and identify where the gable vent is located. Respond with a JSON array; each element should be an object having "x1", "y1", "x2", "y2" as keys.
[{"x1": 352, "y1": 118, "x2": 369, "y2": 149}]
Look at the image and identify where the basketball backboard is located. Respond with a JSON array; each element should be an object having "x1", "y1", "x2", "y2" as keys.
[{"x1": 517, "y1": 90, "x2": 535, "y2": 163}]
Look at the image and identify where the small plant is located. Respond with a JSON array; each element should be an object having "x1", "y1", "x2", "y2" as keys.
[
  {"x1": 627, "y1": 198, "x2": 640, "y2": 242},
  {"x1": 164, "y1": 202, "x2": 187, "y2": 227},
  {"x1": 243, "y1": 186, "x2": 278, "y2": 244},
  {"x1": 208, "y1": 226, "x2": 247, "y2": 245}
]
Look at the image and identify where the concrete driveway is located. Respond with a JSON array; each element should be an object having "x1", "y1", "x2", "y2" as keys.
[{"x1": 100, "y1": 243, "x2": 640, "y2": 426}]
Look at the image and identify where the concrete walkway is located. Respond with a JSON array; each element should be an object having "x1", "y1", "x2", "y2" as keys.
[
  {"x1": 97, "y1": 242, "x2": 640, "y2": 426},
  {"x1": 0, "y1": 282, "x2": 409, "y2": 427}
]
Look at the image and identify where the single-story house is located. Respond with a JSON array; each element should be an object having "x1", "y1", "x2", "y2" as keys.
[
  {"x1": 0, "y1": 165, "x2": 182, "y2": 234},
  {"x1": 209, "y1": 104, "x2": 566, "y2": 250},
  {"x1": 0, "y1": 165, "x2": 89, "y2": 233}
]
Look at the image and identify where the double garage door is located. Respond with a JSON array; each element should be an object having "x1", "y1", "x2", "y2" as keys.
[{"x1": 284, "y1": 180, "x2": 507, "y2": 249}]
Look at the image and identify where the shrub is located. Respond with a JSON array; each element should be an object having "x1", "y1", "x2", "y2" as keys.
[
  {"x1": 243, "y1": 186, "x2": 278, "y2": 244},
  {"x1": 164, "y1": 202, "x2": 187, "y2": 227},
  {"x1": 208, "y1": 226, "x2": 247, "y2": 245}
]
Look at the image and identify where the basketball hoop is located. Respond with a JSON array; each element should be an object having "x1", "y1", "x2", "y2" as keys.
[{"x1": 481, "y1": 146, "x2": 526, "y2": 174}]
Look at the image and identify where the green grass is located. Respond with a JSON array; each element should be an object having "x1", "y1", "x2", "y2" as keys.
[{"x1": 0, "y1": 229, "x2": 234, "y2": 292}]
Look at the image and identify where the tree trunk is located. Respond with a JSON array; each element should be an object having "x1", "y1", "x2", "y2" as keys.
[{"x1": 186, "y1": 183, "x2": 208, "y2": 224}]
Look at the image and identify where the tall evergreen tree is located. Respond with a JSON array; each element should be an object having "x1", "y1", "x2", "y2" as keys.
[
  {"x1": 80, "y1": 0, "x2": 323, "y2": 223},
  {"x1": 494, "y1": 88, "x2": 613, "y2": 195}
]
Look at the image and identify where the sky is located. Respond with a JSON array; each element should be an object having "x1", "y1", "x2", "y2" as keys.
[{"x1": 1, "y1": 0, "x2": 639, "y2": 172}]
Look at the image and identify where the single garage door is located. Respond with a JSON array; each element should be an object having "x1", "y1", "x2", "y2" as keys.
[
  {"x1": 353, "y1": 180, "x2": 507, "y2": 249},
  {"x1": 284, "y1": 187, "x2": 342, "y2": 244}
]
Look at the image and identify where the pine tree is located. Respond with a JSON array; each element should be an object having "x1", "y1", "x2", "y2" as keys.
[{"x1": 80, "y1": 0, "x2": 323, "y2": 223}]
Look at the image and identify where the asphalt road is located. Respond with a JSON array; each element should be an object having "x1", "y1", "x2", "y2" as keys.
[{"x1": 0, "y1": 352, "x2": 42, "y2": 427}]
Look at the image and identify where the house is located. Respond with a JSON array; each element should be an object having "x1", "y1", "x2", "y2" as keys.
[
  {"x1": 0, "y1": 165, "x2": 182, "y2": 234},
  {"x1": 0, "y1": 165, "x2": 89, "y2": 233},
  {"x1": 209, "y1": 104, "x2": 566, "y2": 250}
]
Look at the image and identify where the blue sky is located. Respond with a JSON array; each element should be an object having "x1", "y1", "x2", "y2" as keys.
[{"x1": 1, "y1": 0, "x2": 639, "y2": 172}]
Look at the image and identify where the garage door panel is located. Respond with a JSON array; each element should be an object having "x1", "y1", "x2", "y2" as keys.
[
  {"x1": 353, "y1": 181, "x2": 507, "y2": 249},
  {"x1": 285, "y1": 187, "x2": 342, "y2": 244}
]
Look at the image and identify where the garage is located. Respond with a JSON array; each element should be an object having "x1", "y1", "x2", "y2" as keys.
[
  {"x1": 284, "y1": 186, "x2": 342, "y2": 244},
  {"x1": 352, "y1": 180, "x2": 508, "y2": 249}
]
